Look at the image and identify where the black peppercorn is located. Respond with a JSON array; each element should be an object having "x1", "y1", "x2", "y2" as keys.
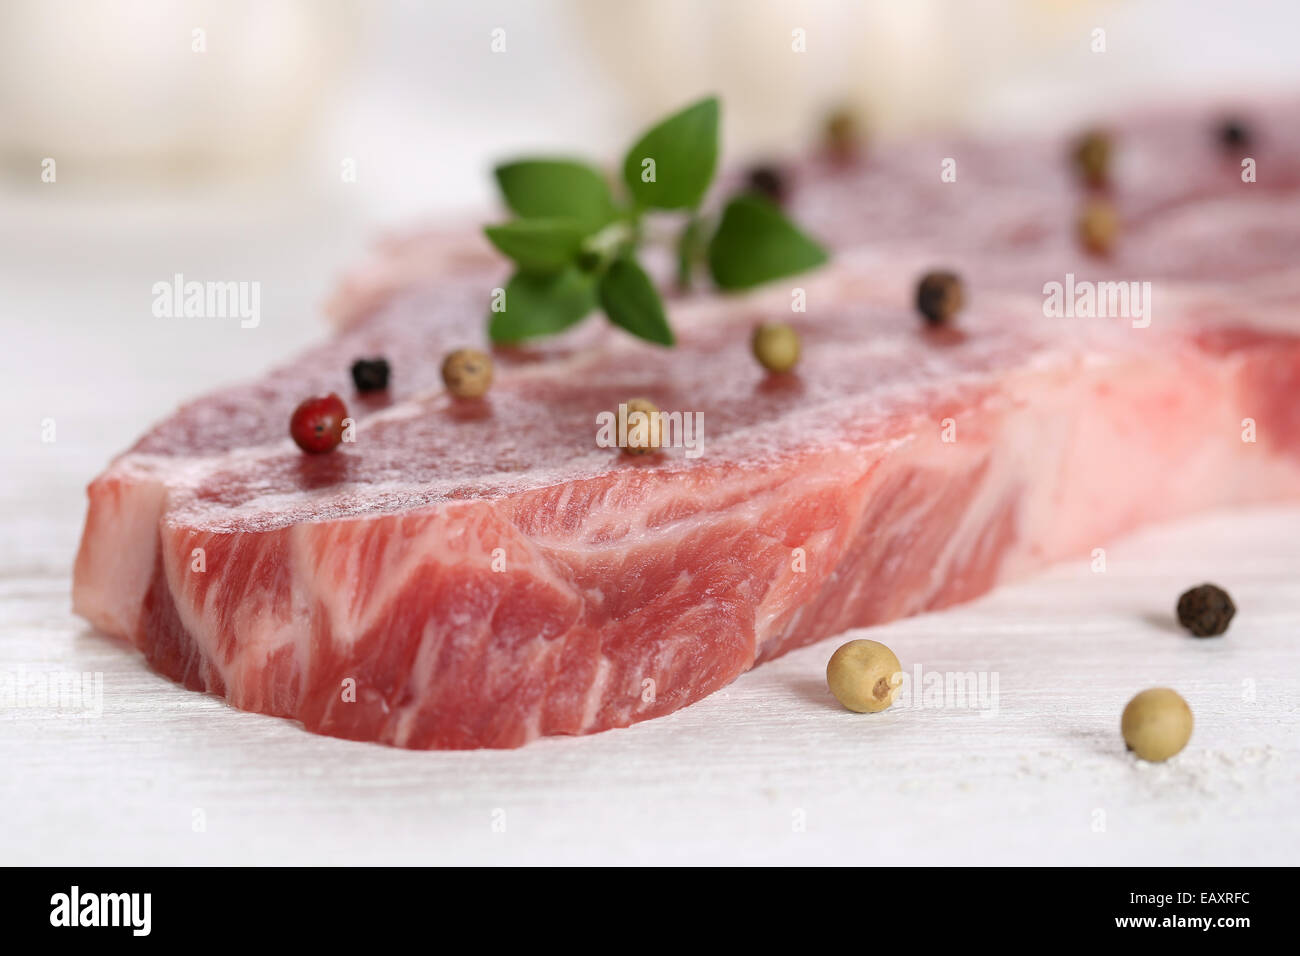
[
  {"x1": 350, "y1": 357, "x2": 390, "y2": 393},
  {"x1": 1176, "y1": 583, "x2": 1235, "y2": 637},
  {"x1": 746, "y1": 164, "x2": 788, "y2": 205},
  {"x1": 1218, "y1": 118, "x2": 1250, "y2": 150},
  {"x1": 916, "y1": 270, "x2": 964, "y2": 326}
]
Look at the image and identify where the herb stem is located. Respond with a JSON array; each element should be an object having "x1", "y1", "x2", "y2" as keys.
[
  {"x1": 581, "y1": 220, "x2": 637, "y2": 269},
  {"x1": 675, "y1": 214, "x2": 706, "y2": 291}
]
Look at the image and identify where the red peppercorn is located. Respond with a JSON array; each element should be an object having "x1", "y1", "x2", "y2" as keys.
[{"x1": 290, "y1": 393, "x2": 348, "y2": 454}]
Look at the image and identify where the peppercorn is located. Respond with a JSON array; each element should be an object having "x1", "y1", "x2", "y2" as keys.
[
  {"x1": 1176, "y1": 583, "x2": 1235, "y2": 637},
  {"x1": 290, "y1": 393, "x2": 348, "y2": 454},
  {"x1": 824, "y1": 107, "x2": 860, "y2": 163},
  {"x1": 915, "y1": 270, "x2": 964, "y2": 326},
  {"x1": 441, "y1": 348, "x2": 494, "y2": 399},
  {"x1": 1218, "y1": 118, "x2": 1250, "y2": 150},
  {"x1": 751, "y1": 322, "x2": 801, "y2": 373},
  {"x1": 350, "y1": 357, "x2": 390, "y2": 393},
  {"x1": 1077, "y1": 198, "x2": 1119, "y2": 255},
  {"x1": 1072, "y1": 129, "x2": 1111, "y2": 187},
  {"x1": 619, "y1": 397, "x2": 662, "y2": 456},
  {"x1": 746, "y1": 164, "x2": 788, "y2": 205},
  {"x1": 1121, "y1": 688, "x2": 1193, "y2": 762},
  {"x1": 826, "y1": 639, "x2": 902, "y2": 713}
]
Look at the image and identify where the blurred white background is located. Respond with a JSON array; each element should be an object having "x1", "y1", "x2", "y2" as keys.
[{"x1": 3, "y1": 0, "x2": 1300, "y2": 217}]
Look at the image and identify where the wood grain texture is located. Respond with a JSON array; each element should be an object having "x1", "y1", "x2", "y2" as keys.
[{"x1": 3, "y1": 508, "x2": 1298, "y2": 866}]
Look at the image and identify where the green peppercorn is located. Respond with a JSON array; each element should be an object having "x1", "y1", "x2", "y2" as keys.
[
  {"x1": 826, "y1": 639, "x2": 902, "y2": 713},
  {"x1": 824, "y1": 107, "x2": 860, "y2": 163},
  {"x1": 441, "y1": 348, "x2": 493, "y2": 399},
  {"x1": 1121, "y1": 688, "x2": 1193, "y2": 762},
  {"x1": 1072, "y1": 129, "x2": 1111, "y2": 187},
  {"x1": 1077, "y1": 198, "x2": 1119, "y2": 255},
  {"x1": 751, "y1": 322, "x2": 801, "y2": 373},
  {"x1": 915, "y1": 270, "x2": 964, "y2": 326},
  {"x1": 619, "y1": 397, "x2": 662, "y2": 456}
]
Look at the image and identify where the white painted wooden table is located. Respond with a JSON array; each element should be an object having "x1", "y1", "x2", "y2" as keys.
[{"x1": 3, "y1": 190, "x2": 1298, "y2": 868}]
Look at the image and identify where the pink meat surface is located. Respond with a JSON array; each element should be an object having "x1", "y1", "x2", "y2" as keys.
[{"x1": 75, "y1": 104, "x2": 1300, "y2": 748}]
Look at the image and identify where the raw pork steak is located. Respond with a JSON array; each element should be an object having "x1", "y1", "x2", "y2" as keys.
[{"x1": 75, "y1": 105, "x2": 1300, "y2": 748}]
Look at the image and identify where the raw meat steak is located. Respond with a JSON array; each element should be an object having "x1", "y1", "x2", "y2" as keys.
[{"x1": 74, "y1": 105, "x2": 1300, "y2": 748}]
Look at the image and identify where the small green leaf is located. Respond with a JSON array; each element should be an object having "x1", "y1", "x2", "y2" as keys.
[
  {"x1": 707, "y1": 195, "x2": 830, "y2": 290},
  {"x1": 622, "y1": 97, "x2": 719, "y2": 211},
  {"x1": 598, "y1": 258, "x2": 674, "y2": 346},
  {"x1": 494, "y1": 160, "x2": 615, "y2": 233},
  {"x1": 489, "y1": 268, "x2": 597, "y2": 343},
  {"x1": 484, "y1": 218, "x2": 586, "y2": 273}
]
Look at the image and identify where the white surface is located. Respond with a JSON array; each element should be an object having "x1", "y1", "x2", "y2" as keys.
[{"x1": 3, "y1": 508, "x2": 1299, "y2": 865}]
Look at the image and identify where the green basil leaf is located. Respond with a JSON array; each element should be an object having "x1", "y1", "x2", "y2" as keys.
[
  {"x1": 597, "y1": 258, "x2": 674, "y2": 346},
  {"x1": 484, "y1": 218, "x2": 586, "y2": 273},
  {"x1": 489, "y1": 267, "x2": 597, "y2": 343},
  {"x1": 494, "y1": 160, "x2": 615, "y2": 234},
  {"x1": 622, "y1": 97, "x2": 719, "y2": 211},
  {"x1": 707, "y1": 195, "x2": 830, "y2": 290}
]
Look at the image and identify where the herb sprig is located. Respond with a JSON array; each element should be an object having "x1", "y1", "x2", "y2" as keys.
[{"x1": 485, "y1": 96, "x2": 829, "y2": 346}]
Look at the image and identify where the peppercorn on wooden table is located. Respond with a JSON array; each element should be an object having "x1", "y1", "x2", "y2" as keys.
[{"x1": 4, "y1": 186, "x2": 1299, "y2": 868}]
